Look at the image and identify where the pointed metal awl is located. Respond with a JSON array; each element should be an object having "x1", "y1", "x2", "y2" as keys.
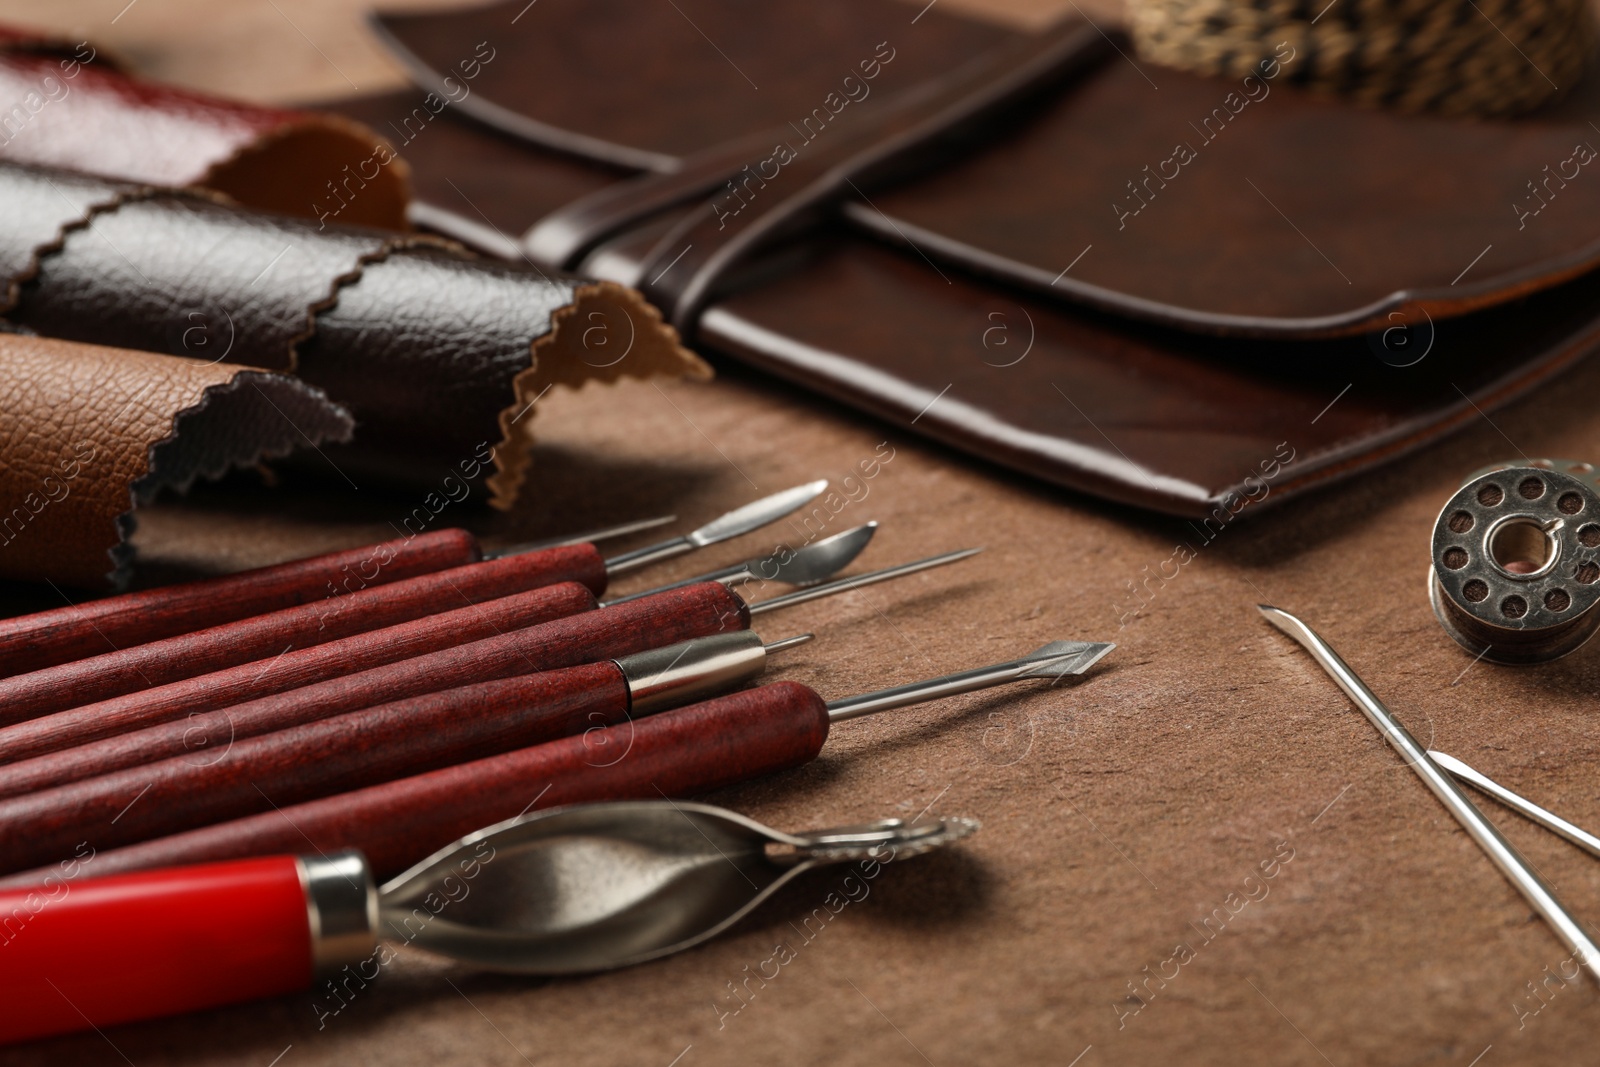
[
  {"x1": 748, "y1": 547, "x2": 983, "y2": 616},
  {"x1": 1259, "y1": 604, "x2": 1600, "y2": 980},
  {"x1": 1431, "y1": 750, "x2": 1600, "y2": 861},
  {"x1": 828, "y1": 640, "x2": 1114, "y2": 722}
]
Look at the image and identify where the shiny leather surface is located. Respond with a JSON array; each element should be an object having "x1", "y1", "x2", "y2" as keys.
[
  {"x1": 374, "y1": 0, "x2": 1015, "y2": 169},
  {"x1": 0, "y1": 161, "x2": 702, "y2": 503},
  {"x1": 379, "y1": 0, "x2": 1600, "y2": 336},
  {"x1": 11, "y1": 182, "x2": 397, "y2": 373},
  {"x1": 0, "y1": 37, "x2": 409, "y2": 229},
  {"x1": 0, "y1": 333, "x2": 350, "y2": 588},
  {"x1": 359, "y1": 0, "x2": 1600, "y2": 515},
  {"x1": 297, "y1": 245, "x2": 580, "y2": 476}
]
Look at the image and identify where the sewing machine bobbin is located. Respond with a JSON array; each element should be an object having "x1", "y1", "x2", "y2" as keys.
[{"x1": 1429, "y1": 459, "x2": 1600, "y2": 665}]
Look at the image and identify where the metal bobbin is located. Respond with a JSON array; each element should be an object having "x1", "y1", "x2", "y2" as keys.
[{"x1": 1429, "y1": 459, "x2": 1600, "y2": 664}]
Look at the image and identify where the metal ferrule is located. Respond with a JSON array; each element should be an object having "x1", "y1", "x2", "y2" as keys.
[
  {"x1": 297, "y1": 851, "x2": 379, "y2": 979},
  {"x1": 617, "y1": 631, "x2": 768, "y2": 714}
]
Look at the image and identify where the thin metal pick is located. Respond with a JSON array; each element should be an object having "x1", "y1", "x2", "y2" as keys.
[
  {"x1": 1431, "y1": 750, "x2": 1600, "y2": 861},
  {"x1": 1259, "y1": 604, "x2": 1600, "y2": 980}
]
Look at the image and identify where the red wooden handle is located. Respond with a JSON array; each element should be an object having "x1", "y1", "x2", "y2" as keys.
[
  {"x1": 0, "y1": 529, "x2": 478, "y2": 677},
  {"x1": 0, "y1": 581, "x2": 599, "y2": 791},
  {"x1": 0, "y1": 663, "x2": 631, "y2": 873},
  {"x1": 2, "y1": 580, "x2": 749, "y2": 786},
  {"x1": 0, "y1": 853, "x2": 312, "y2": 1044},
  {"x1": 0, "y1": 542, "x2": 607, "y2": 725},
  {"x1": 10, "y1": 682, "x2": 829, "y2": 884}
]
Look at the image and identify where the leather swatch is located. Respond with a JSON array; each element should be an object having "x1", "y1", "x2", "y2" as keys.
[
  {"x1": 353, "y1": 0, "x2": 1600, "y2": 517},
  {"x1": 0, "y1": 331, "x2": 351, "y2": 589},
  {"x1": 0, "y1": 161, "x2": 708, "y2": 506},
  {"x1": 0, "y1": 27, "x2": 410, "y2": 230}
]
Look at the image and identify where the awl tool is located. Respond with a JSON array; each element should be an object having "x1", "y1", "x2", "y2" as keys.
[
  {"x1": 0, "y1": 800, "x2": 975, "y2": 1045},
  {"x1": 0, "y1": 632, "x2": 815, "y2": 862},
  {"x1": 0, "y1": 525, "x2": 890, "y2": 767},
  {"x1": 1259, "y1": 605, "x2": 1600, "y2": 982},
  {"x1": 0, "y1": 516, "x2": 672, "y2": 677},
  {"x1": 0, "y1": 482, "x2": 832, "y2": 723},
  {"x1": 19, "y1": 638, "x2": 1107, "y2": 883}
]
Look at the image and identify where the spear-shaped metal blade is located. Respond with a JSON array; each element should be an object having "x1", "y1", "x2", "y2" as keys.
[
  {"x1": 1018, "y1": 641, "x2": 1116, "y2": 678},
  {"x1": 604, "y1": 480, "x2": 828, "y2": 574},
  {"x1": 826, "y1": 639, "x2": 1115, "y2": 722}
]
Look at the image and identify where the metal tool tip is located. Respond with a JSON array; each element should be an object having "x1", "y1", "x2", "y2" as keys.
[
  {"x1": 763, "y1": 633, "x2": 815, "y2": 654},
  {"x1": 1020, "y1": 640, "x2": 1115, "y2": 678}
]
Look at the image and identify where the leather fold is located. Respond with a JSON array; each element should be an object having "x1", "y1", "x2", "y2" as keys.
[
  {"x1": 0, "y1": 161, "x2": 708, "y2": 507},
  {"x1": 350, "y1": 0, "x2": 1600, "y2": 517},
  {"x1": 0, "y1": 28, "x2": 411, "y2": 229},
  {"x1": 0, "y1": 332, "x2": 353, "y2": 589}
]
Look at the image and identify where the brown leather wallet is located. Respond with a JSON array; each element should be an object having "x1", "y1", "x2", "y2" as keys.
[
  {"x1": 344, "y1": 0, "x2": 1600, "y2": 518},
  {"x1": 0, "y1": 331, "x2": 351, "y2": 588}
]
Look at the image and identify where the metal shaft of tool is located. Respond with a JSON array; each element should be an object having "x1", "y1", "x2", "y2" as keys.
[
  {"x1": 1260, "y1": 605, "x2": 1600, "y2": 980},
  {"x1": 1431, "y1": 750, "x2": 1600, "y2": 862},
  {"x1": 482, "y1": 516, "x2": 675, "y2": 559},
  {"x1": 827, "y1": 642, "x2": 1112, "y2": 722},
  {"x1": 604, "y1": 480, "x2": 828, "y2": 575},
  {"x1": 605, "y1": 523, "x2": 878, "y2": 606},
  {"x1": 748, "y1": 548, "x2": 983, "y2": 616}
]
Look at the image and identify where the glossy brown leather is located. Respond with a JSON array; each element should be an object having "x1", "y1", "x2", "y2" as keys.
[
  {"x1": 0, "y1": 31, "x2": 410, "y2": 230},
  {"x1": 0, "y1": 161, "x2": 706, "y2": 504},
  {"x1": 356, "y1": 0, "x2": 1600, "y2": 517},
  {"x1": 0, "y1": 332, "x2": 351, "y2": 589},
  {"x1": 378, "y1": 0, "x2": 1600, "y2": 336}
]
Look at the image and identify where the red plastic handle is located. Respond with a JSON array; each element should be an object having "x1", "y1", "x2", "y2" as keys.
[
  {"x1": 0, "y1": 853, "x2": 312, "y2": 1044},
  {"x1": 0, "y1": 529, "x2": 479, "y2": 677},
  {"x1": 0, "y1": 542, "x2": 606, "y2": 726},
  {"x1": 33, "y1": 681, "x2": 830, "y2": 884}
]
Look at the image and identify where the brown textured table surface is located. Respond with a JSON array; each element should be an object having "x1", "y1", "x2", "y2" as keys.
[{"x1": 3, "y1": 2, "x2": 1600, "y2": 1065}]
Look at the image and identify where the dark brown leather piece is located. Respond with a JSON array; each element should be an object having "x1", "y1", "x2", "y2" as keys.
[
  {"x1": 8, "y1": 178, "x2": 399, "y2": 373},
  {"x1": 355, "y1": 0, "x2": 1600, "y2": 516},
  {"x1": 0, "y1": 161, "x2": 707, "y2": 505},
  {"x1": 860, "y1": 53, "x2": 1600, "y2": 336},
  {"x1": 372, "y1": 0, "x2": 1016, "y2": 170},
  {"x1": 627, "y1": 227, "x2": 1600, "y2": 517},
  {"x1": 0, "y1": 333, "x2": 351, "y2": 588},
  {"x1": 633, "y1": 22, "x2": 1112, "y2": 331},
  {"x1": 378, "y1": 1, "x2": 1600, "y2": 336},
  {"x1": 0, "y1": 33, "x2": 410, "y2": 229}
]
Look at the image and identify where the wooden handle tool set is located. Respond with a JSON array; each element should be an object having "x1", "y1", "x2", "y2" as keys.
[{"x1": 0, "y1": 481, "x2": 1114, "y2": 1043}]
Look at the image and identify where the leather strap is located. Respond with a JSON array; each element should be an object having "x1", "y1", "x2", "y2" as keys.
[
  {"x1": 0, "y1": 332, "x2": 351, "y2": 588},
  {"x1": 518, "y1": 20, "x2": 1108, "y2": 332}
]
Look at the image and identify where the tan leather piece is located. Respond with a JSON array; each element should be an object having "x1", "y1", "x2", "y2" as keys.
[
  {"x1": 0, "y1": 332, "x2": 352, "y2": 589},
  {"x1": 489, "y1": 280, "x2": 711, "y2": 507}
]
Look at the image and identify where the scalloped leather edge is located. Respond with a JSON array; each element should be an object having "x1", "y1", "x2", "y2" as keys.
[{"x1": 487, "y1": 281, "x2": 711, "y2": 510}]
